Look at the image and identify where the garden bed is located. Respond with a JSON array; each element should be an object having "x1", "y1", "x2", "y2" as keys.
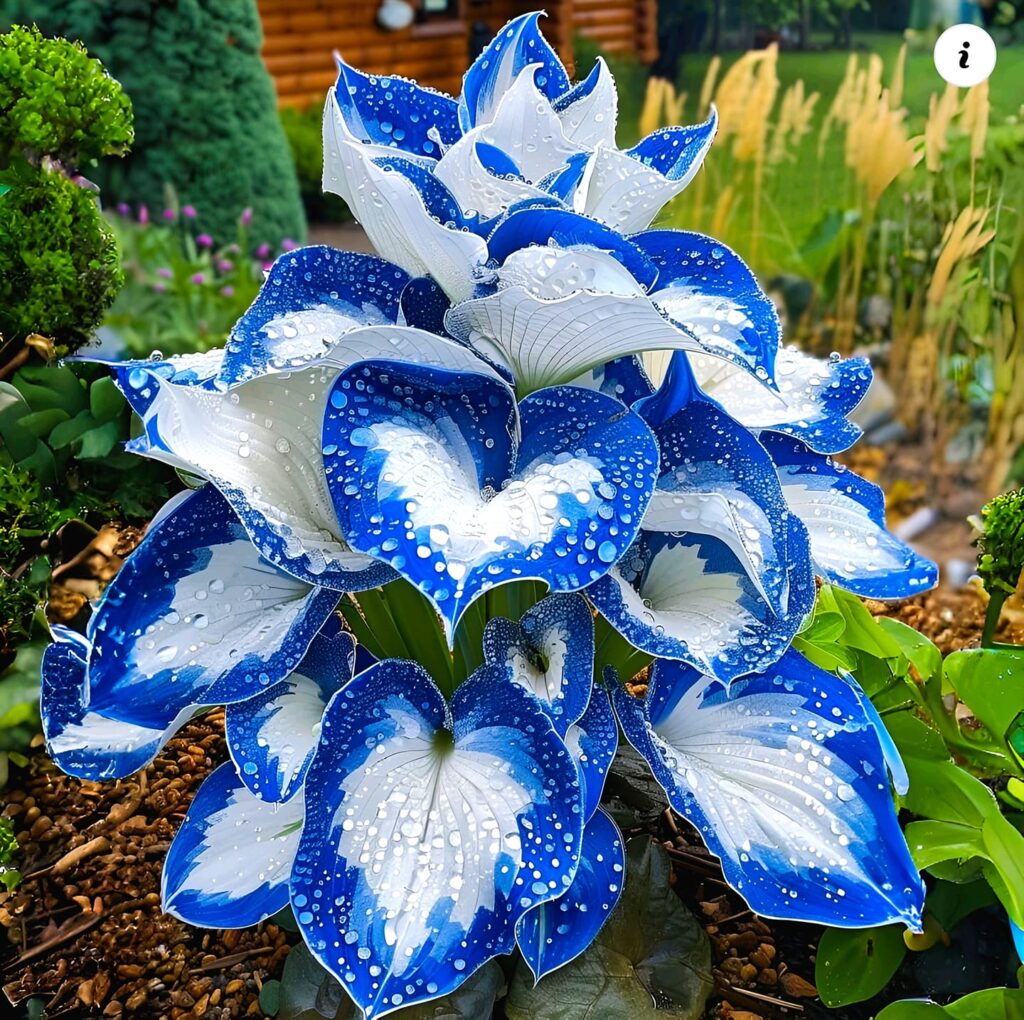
[{"x1": 2, "y1": 584, "x2": 1012, "y2": 1020}]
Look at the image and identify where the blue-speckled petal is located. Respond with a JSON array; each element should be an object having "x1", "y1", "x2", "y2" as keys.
[
  {"x1": 162, "y1": 762, "x2": 303, "y2": 928},
  {"x1": 612, "y1": 652, "x2": 925, "y2": 929},
  {"x1": 635, "y1": 230, "x2": 779, "y2": 377},
  {"x1": 459, "y1": 13, "x2": 570, "y2": 131},
  {"x1": 333, "y1": 58, "x2": 461, "y2": 157},
  {"x1": 762, "y1": 433, "x2": 938, "y2": 598},
  {"x1": 570, "y1": 682, "x2": 617, "y2": 822},
  {"x1": 515, "y1": 808, "x2": 624, "y2": 981},
  {"x1": 289, "y1": 659, "x2": 583, "y2": 1018},
  {"x1": 588, "y1": 517, "x2": 815, "y2": 685},
  {"x1": 323, "y1": 361, "x2": 659, "y2": 639},
  {"x1": 84, "y1": 485, "x2": 339, "y2": 728},
  {"x1": 219, "y1": 247, "x2": 410, "y2": 387},
  {"x1": 482, "y1": 593, "x2": 594, "y2": 736},
  {"x1": 225, "y1": 619, "x2": 355, "y2": 803}
]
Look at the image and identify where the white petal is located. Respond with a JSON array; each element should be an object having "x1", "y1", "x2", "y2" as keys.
[{"x1": 554, "y1": 57, "x2": 618, "y2": 150}]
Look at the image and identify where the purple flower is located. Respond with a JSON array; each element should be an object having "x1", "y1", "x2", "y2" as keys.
[
  {"x1": 156, "y1": 267, "x2": 173, "y2": 279},
  {"x1": 220, "y1": 285, "x2": 235, "y2": 298},
  {"x1": 281, "y1": 238, "x2": 297, "y2": 252},
  {"x1": 163, "y1": 208, "x2": 176, "y2": 221},
  {"x1": 182, "y1": 205, "x2": 197, "y2": 219},
  {"x1": 197, "y1": 234, "x2": 214, "y2": 248},
  {"x1": 217, "y1": 259, "x2": 234, "y2": 273},
  {"x1": 190, "y1": 273, "x2": 206, "y2": 285},
  {"x1": 261, "y1": 261, "x2": 274, "y2": 273},
  {"x1": 153, "y1": 282, "x2": 167, "y2": 293},
  {"x1": 255, "y1": 242, "x2": 271, "y2": 259},
  {"x1": 240, "y1": 207, "x2": 253, "y2": 227},
  {"x1": 116, "y1": 202, "x2": 131, "y2": 217},
  {"x1": 138, "y1": 205, "x2": 149, "y2": 225}
]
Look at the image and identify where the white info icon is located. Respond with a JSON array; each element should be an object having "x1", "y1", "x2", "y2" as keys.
[{"x1": 934, "y1": 24, "x2": 997, "y2": 88}]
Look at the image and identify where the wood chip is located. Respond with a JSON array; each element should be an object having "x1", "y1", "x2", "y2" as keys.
[{"x1": 780, "y1": 971, "x2": 818, "y2": 997}]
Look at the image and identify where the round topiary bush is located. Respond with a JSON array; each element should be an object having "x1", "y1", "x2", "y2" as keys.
[{"x1": 4, "y1": 0, "x2": 306, "y2": 248}]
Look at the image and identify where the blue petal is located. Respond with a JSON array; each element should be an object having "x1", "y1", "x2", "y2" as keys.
[
  {"x1": 289, "y1": 659, "x2": 583, "y2": 1018},
  {"x1": 687, "y1": 347, "x2": 872, "y2": 455},
  {"x1": 588, "y1": 519, "x2": 815, "y2": 684},
  {"x1": 612, "y1": 651, "x2": 925, "y2": 928},
  {"x1": 576, "y1": 356, "x2": 655, "y2": 408},
  {"x1": 627, "y1": 110, "x2": 718, "y2": 182},
  {"x1": 634, "y1": 230, "x2": 779, "y2": 376},
  {"x1": 475, "y1": 140, "x2": 525, "y2": 180},
  {"x1": 1013, "y1": 920, "x2": 1024, "y2": 965},
  {"x1": 399, "y1": 276, "x2": 451, "y2": 336},
  {"x1": 333, "y1": 59, "x2": 461, "y2": 157},
  {"x1": 225, "y1": 619, "x2": 355, "y2": 803},
  {"x1": 570, "y1": 682, "x2": 618, "y2": 822},
  {"x1": 372, "y1": 154, "x2": 486, "y2": 234},
  {"x1": 79, "y1": 348, "x2": 226, "y2": 390},
  {"x1": 459, "y1": 13, "x2": 570, "y2": 130},
  {"x1": 516, "y1": 808, "x2": 625, "y2": 981},
  {"x1": 638, "y1": 381, "x2": 805, "y2": 618},
  {"x1": 41, "y1": 625, "x2": 189, "y2": 781},
  {"x1": 486, "y1": 206, "x2": 658, "y2": 292},
  {"x1": 85, "y1": 485, "x2": 339, "y2": 728},
  {"x1": 162, "y1": 762, "x2": 303, "y2": 928},
  {"x1": 113, "y1": 363, "x2": 400, "y2": 591},
  {"x1": 324, "y1": 362, "x2": 659, "y2": 638},
  {"x1": 762, "y1": 433, "x2": 938, "y2": 598},
  {"x1": 219, "y1": 247, "x2": 410, "y2": 387},
  {"x1": 537, "y1": 152, "x2": 590, "y2": 202},
  {"x1": 482, "y1": 593, "x2": 594, "y2": 736}
]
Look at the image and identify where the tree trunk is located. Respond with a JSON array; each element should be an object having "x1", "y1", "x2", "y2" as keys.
[{"x1": 799, "y1": 0, "x2": 812, "y2": 48}]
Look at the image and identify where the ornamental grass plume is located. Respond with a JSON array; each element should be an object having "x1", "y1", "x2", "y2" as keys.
[{"x1": 40, "y1": 14, "x2": 936, "y2": 1018}]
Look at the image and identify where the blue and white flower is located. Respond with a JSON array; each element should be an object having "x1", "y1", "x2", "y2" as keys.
[{"x1": 40, "y1": 12, "x2": 937, "y2": 1019}]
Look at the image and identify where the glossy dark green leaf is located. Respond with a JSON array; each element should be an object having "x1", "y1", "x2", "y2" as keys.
[
  {"x1": 506, "y1": 838, "x2": 712, "y2": 1020},
  {"x1": 76, "y1": 420, "x2": 122, "y2": 459},
  {"x1": 12, "y1": 364, "x2": 87, "y2": 414},
  {"x1": 925, "y1": 879, "x2": 997, "y2": 932},
  {"x1": 260, "y1": 979, "x2": 282, "y2": 1017},
  {"x1": 877, "y1": 986, "x2": 1024, "y2": 1019},
  {"x1": 877, "y1": 617, "x2": 942, "y2": 681},
  {"x1": 944, "y1": 649, "x2": 1024, "y2": 743},
  {"x1": 89, "y1": 375, "x2": 126, "y2": 421},
  {"x1": 815, "y1": 923, "x2": 907, "y2": 1006}
]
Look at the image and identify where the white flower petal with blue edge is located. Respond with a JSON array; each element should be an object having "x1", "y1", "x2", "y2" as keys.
[
  {"x1": 573, "y1": 111, "x2": 717, "y2": 233},
  {"x1": 515, "y1": 808, "x2": 625, "y2": 981},
  {"x1": 635, "y1": 229, "x2": 779, "y2": 376},
  {"x1": 162, "y1": 762, "x2": 304, "y2": 929},
  {"x1": 482, "y1": 593, "x2": 594, "y2": 736},
  {"x1": 762, "y1": 433, "x2": 938, "y2": 598},
  {"x1": 289, "y1": 659, "x2": 583, "y2": 1019},
  {"x1": 574, "y1": 355, "x2": 655, "y2": 408},
  {"x1": 552, "y1": 57, "x2": 618, "y2": 150},
  {"x1": 588, "y1": 518, "x2": 815, "y2": 685},
  {"x1": 118, "y1": 331, "x2": 493, "y2": 591},
  {"x1": 635, "y1": 359, "x2": 802, "y2": 616},
  {"x1": 458, "y1": 13, "x2": 569, "y2": 131},
  {"x1": 85, "y1": 485, "x2": 340, "y2": 728},
  {"x1": 323, "y1": 93, "x2": 487, "y2": 302},
  {"x1": 323, "y1": 361, "x2": 659, "y2": 639},
  {"x1": 218, "y1": 247, "x2": 409, "y2": 387},
  {"x1": 332, "y1": 58, "x2": 461, "y2": 157},
  {"x1": 40, "y1": 625, "x2": 199, "y2": 781},
  {"x1": 226, "y1": 618, "x2": 355, "y2": 803},
  {"x1": 682, "y1": 347, "x2": 872, "y2": 455},
  {"x1": 612, "y1": 652, "x2": 925, "y2": 928}
]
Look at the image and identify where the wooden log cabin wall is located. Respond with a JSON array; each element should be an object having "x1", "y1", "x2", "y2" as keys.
[{"x1": 257, "y1": 0, "x2": 658, "y2": 109}]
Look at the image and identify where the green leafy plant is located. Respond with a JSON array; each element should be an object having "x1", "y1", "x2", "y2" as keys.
[
  {"x1": 10, "y1": 0, "x2": 306, "y2": 248},
  {"x1": 799, "y1": 585, "x2": 1024, "y2": 1010},
  {"x1": 0, "y1": 815, "x2": 20, "y2": 890},
  {"x1": 0, "y1": 24, "x2": 131, "y2": 359}
]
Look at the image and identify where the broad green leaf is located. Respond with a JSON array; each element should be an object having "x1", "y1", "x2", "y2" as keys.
[
  {"x1": 886, "y1": 712, "x2": 951, "y2": 764},
  {"x1": 944, "y1": 649, "x2": 1024, "y2": 743},
  {"x1": 878, "y1": 987, "x2": 1024, "y2": 1019},
  {"x1": 875, "y1": 1002, "x2": 950, "y2": 1019},
  {"x1": 901, "y1": 758, "x2": 997, "y2": 828},
  {"x1": 12, "y1": 365, "x2": 87, "y2": 414},
  {"x1": 815, "y1": 923, "x2": 906, "y2": 1006},
  {"x1": 904, "y1": 820, "x2": 986, "y2": 872},
  {"x1": 925, "y1": 879, "x2": 997, "y2": 932},
  {"x1": 827, "y1": 585, "x2": 905, "y2": 660},
  {"x1": 49, "y1": 410, "x2": 100, "y2": 450},
  {"x1": 506, "y1": 838, "x2": 712, "y2": 1020},
  {"x1": 89, "y1": 375, "x2": 126, "y2": 421},
  {"x1": 259, "y1": 980, "x2": 282, "y2": 1017},
  {"x1": 878, "y1": 618, "x2": 942, "y2": 681},
  {"x1": 16, "y1": 408, "x2": 70, "y2": 438},
  {"x1": 981, "y1": 814, "x2": 1024, "y2": 928},
  {"x1": 76, "y1": 420, "x2": 123, "y2": 459}
]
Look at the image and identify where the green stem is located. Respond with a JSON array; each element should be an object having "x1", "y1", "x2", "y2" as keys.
[{"x1": 982, "y1": 590, "x2": 1008, "y2": 648}]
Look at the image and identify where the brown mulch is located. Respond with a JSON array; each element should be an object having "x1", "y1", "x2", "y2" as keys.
[{"x1": 1, "y1": 711, "x2": 289, "y2": 1019}]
